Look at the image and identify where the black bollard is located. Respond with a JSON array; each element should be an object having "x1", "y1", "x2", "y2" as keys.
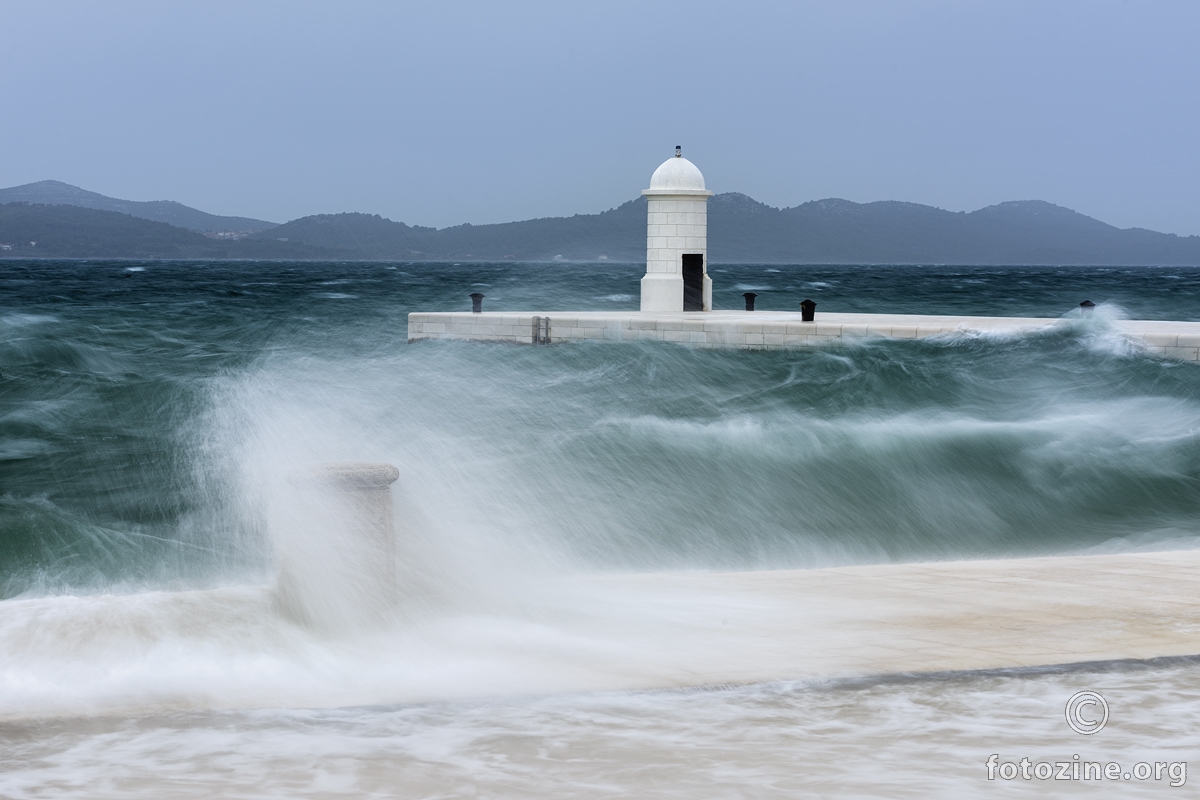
[
  {"x1": 1080, "y1": 300, "x2": 1095, "y2": 313},
  {"x1": 470, "y1": 293, "x2": 484, "y2": 313},
  {"x1": 800, "y1": 298, "x2": 816, "y2": 322},
  {"x1": 743, "y1": 292, "x2": 758, "y2": 311}
]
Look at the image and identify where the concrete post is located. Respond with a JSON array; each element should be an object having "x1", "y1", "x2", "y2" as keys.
[
  {"x1": 276, "y1": 462, "x2": 401, "y2": 630},
  {"x1": 313, "y1": 461, "x2": 400, "y2": 597}
]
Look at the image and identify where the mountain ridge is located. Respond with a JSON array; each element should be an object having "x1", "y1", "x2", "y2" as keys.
[
  {"x1": 2, "y1": 181, "x2": 1199, "y2": 264},
  {"x1": 0, "y1": 203, "x2": 326, "y2": 259},
  {"x1": 0, "y1": 180, "x2": 278, "y2": 233}
]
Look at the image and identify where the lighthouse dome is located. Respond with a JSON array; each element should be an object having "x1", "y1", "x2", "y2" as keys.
[{"x1": 646, "y1": 149, "x2": 708, "y2": 194}]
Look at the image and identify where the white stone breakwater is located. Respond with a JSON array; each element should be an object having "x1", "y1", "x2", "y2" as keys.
[{"x1": 408, "y1": 310, "x2": 1200, "y2": 361}]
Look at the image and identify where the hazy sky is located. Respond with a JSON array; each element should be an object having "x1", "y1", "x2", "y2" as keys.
[{"x1": 3, "y1": 1, "x2": 1198, "y2": 233}]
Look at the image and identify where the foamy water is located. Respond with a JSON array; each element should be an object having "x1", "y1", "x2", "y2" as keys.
[
  {"x1": 2, "y1": 261, "x2": 1199, "y2": 795},
  {"x1": 3, "y1": 663, "x2": 1198, "y2": 798}
]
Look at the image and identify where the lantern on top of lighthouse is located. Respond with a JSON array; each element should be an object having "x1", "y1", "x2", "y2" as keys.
[{"x1": 640, "y1": 146, "x2": 714, "y2": 312}]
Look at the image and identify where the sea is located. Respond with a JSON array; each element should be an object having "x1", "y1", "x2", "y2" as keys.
[{"x1": 1, "y1": 260, "x2": 1199, "y2": 797}]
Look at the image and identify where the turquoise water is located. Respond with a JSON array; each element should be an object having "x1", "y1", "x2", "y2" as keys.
[
  {"x1": 3, "y1": 260, "x2": 1200, "y2": 797},
  {"x1": 2, "y1": 261, "x2": 1200, "y2": 597}
]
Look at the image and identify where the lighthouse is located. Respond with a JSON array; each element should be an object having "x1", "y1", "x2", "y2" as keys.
[{"x1": 640, "y1": 146, "x2": 714, "y2": 312}]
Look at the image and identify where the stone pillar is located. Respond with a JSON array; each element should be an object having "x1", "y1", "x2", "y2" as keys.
[{"x1": 275, "y1": 462, "x2": 401, "y2": 630}]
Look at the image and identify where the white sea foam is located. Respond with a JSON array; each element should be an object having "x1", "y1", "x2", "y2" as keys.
[
  {"x1": 0, "y1": 313, "x2": 59, "y2": 328},
  {"x1": 5, "y1": 265, "x2": 1200, "y2": 796},
  {"x1": 2, "y1": 662, "x2": 1197, "y2": 798},
  {"x1": 0, "y1": 566, "x2": 805, "y2": 720}
]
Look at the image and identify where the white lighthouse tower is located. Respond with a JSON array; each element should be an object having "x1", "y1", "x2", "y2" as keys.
[{"x1": 640, "y1": 146, "x2": 714, "y2": 312}]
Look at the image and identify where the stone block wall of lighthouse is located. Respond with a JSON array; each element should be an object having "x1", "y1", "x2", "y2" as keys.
[{"x1": 640, "y1": 194, "x2": 711, "y2": 312}]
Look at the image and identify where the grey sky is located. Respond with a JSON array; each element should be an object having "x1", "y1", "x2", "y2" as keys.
[{"x1": 3, "y1": 1, "x2": 1198, "y2": 233}]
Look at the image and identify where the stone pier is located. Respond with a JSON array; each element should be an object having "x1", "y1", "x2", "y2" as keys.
[{"x1": 407, "y1": 310, "x2": 1200, "y2": 362}]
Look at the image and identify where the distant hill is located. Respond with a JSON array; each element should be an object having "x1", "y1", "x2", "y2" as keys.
[
  {"x1": 0, "y1": 181, "x2": 278, "y2": 233},
  {"x1": 249, "y1": 194, "x2": 1200, "y2": 265},
  {"x1": 0, "y1": 203, "x2": 325, "y2": 259},
  {"x1": 3, "y1": 182, "x2": 1200, "y2": 264},
  {"x1": 704, "y1": 194, "x2": 1200, "y2": 265},
  {"x1": 252, "y1": 202, "x2": 645, "y2": 261}
]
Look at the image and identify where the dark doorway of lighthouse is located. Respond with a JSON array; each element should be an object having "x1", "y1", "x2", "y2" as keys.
[{"x1": 682, "y1": 254, "x2": 704, "y2": 311}]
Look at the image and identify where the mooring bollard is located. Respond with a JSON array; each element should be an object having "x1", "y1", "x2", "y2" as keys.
[
  {"x1": 1080, "y1": 300, "x2": 1095, "y2": 313},
  {"x1": 470, "y1": 293, "x2": 484, "y2": 313},
  {"x1": 743, "y1": 292, "x2": 758, "y2": 311},
  {"x1": 800, "y1": 298, "x2": 816, "y2": 322},
  {"x1": 277, "y1": 461, "x2": 401, "y2": 629}
]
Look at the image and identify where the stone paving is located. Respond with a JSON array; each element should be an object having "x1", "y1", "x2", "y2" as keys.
[{"x1": 587, "y1": 550, "x2": 1200, "y2": 688}]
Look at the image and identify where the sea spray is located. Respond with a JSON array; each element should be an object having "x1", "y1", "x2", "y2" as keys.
[
  {"x1": 1, "y1": 259, "x2": 1199, "y2": 721},
  {"x1": 3, "y1": 261, "x2": 1200, "y2": 595}
]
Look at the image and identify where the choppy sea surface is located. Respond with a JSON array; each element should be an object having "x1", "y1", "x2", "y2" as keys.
[{"x1": 2, "y1": 260, "x2": 1199, "y2": 797}]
